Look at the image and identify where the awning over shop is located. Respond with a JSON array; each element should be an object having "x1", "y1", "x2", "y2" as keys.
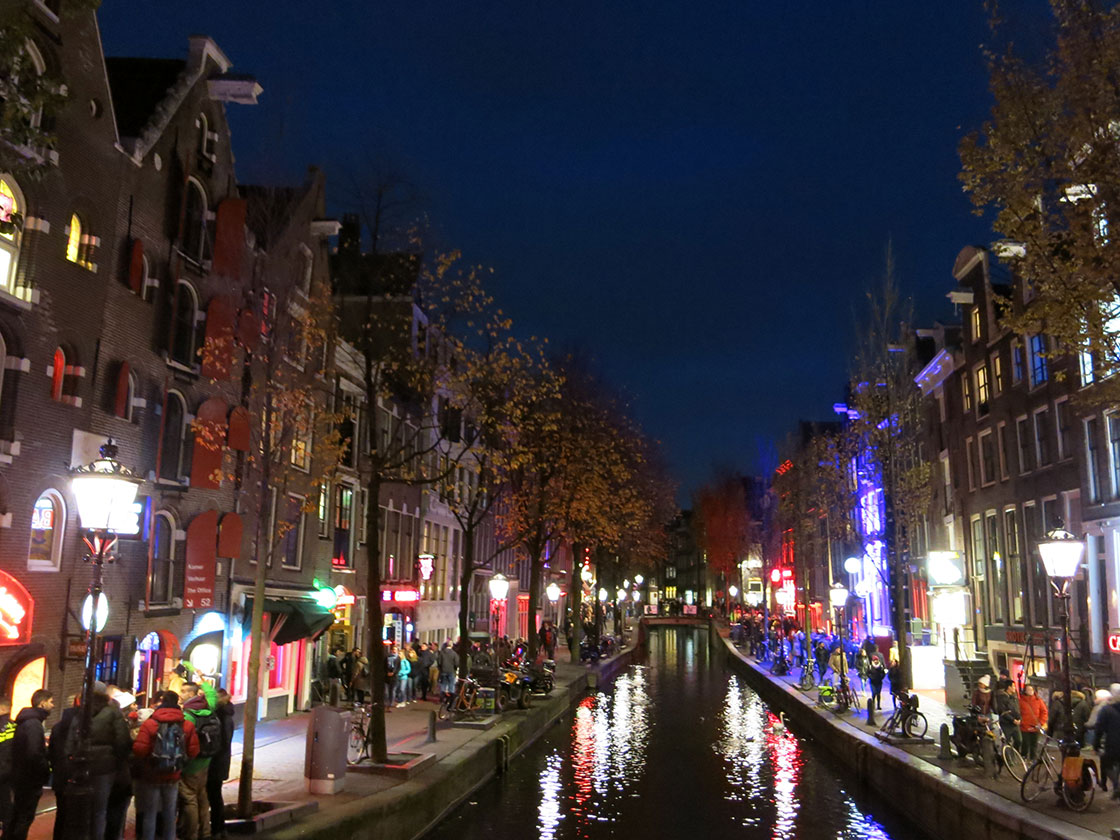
[{"x1": 246, "y1": 598, "x2": 335, "y2": 646}]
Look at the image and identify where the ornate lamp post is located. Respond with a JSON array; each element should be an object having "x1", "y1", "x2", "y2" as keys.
[
  {"x1": 488, "y1": 572, "x2": 509, "y2": 646},
  {"x1": 1037, "y1": 528, "x2": 1085, "y2": 744},
  {"x1": 68, "y1": 440, "x2": 141, "y2": 839},
  {"x1": 830, "y1": 582, "x2": 850, "y2": 698},
  {"x1": 546, "y1": 580, "x2": 561, "y2": 625}
]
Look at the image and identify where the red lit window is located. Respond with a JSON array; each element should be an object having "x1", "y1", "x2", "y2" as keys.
[{"x1": 50, "y1": 348, "x2": 64, "y2": 400}]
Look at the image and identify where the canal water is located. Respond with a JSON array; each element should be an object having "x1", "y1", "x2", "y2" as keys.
[{"x1": 424, "y1": 626, "x2": 924, "y2": 840}]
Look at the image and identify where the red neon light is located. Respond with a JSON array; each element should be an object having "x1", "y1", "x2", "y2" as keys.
[
  {"x1": 770, "y1": 568, "x2": 782, "y2": 584},
  {"x1": 0, "y1": 570, "x2": 33, "y2": 645},
  {"x1": 781, "y1": 568, "x2": 793, "y2": 579},
  {"x1": 381, "y1": 589, "x2": 420, "y2": 603},
  {"x1": 1109, "y1": 634, "x2": 1120, "y2": 654}
]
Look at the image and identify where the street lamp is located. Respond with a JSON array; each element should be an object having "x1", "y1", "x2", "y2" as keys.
[
  {"x1": 68, "y1": 439, "x2": 141, "y2": 840},
  {"x1": 489, "y1": 573, "x2": 509, "y2": 645},
  {"x1": 634, "y1": 574, "x2": 644, "y2": 585},
  {"x1": 830, "y1": 582, "x2": 850, "y2": 701},
  {"x1": 728, "y1": 584, "x2": 739, "y2": 599},
  {"x1": 546, "y1": 580, "x2": 561, "y2": 625},
  {"x1": 1038, "y1": 528, "x2": 1085, "y2": 744}
]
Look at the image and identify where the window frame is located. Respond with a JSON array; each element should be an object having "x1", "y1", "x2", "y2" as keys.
[
  {"x1": 169, "y1": 280, "x2": 200, "y2": 369},
  {"x1": 279, "y1": 493, "x2": 305, "y2": 570},
  {"x1": 1087, "y1": 416, "x2": 1103, "y2": 503},
  {"x1": 181, "y1": 177, "x2": 211, "y2": 265},
  {"x1": 979, "y1": 429, "x2": 997, "y2": 486},
  {"x1": 0, "y1": 176, "x2": 25, "y2": 295},
  {"x1": 975, "y1": 363, "x2": 991, "y2": 416},
  {"x1": 1016, "y1": 415, "x2": 1034, "y2": 474},
  {"x1": 158, "y1": 390, "x2": 189, "y2": 483},
  {"x1": 149, "y1": 510, "x2": 180, "y2": 605},
  {"x1": 1029, "y1": 334, "x2": 1049, "y2": 387},
  {"x1": 1034, "y1": 405, "x2": 1053, "y2": 467},
  {"x1": 27, "y1": 488, "x2": 65, "y2": 572}
]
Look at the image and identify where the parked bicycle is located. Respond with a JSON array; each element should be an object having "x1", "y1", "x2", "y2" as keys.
[
  {"x1": 438, "y1": 674, "x2": 484, "y2": 721},
  {"x1": 347, "y1": 702, "x2": 371, "y2": 764},
  {"x1": 877, "y1": 692, "x2": 928, "y2": 740},
  {"x1": 1020, "y1": 735, "x2": 1061, "y2": 802},
  {"x1": 1020, "y1": 735, "x2": 1099, "y2": 811}
]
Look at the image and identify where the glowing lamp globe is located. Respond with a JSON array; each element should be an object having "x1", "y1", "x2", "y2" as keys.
[
  {"x1": 598, "y1": 588, "x2": 608, "y2": 602},
  {"x1": 616, "y1": 588, "x2": 627, "y2": 601},
  {"x1": 728, "y1": 585, "x2": 739, "y2": 598},
  {"x1": 1038, "y1": 529, "x2": 1084, "y2": 581},
  {"x1": 488, "y1": 573, "x2": 510, "y2": 601},
  {"x1": 581, "y1": 565, "x2": 593, "y2": 583},
  {"x1": 634, "y1": 574, "x2": 644, "y2": 585},
  {"x1": 844, "y1": 556, "x2": 862, "y2": 574},
  {"x1": 546, "y1": 581, "x2": 561, "y2": 603},
  {"x1": 81, "y1": 592, "x2": 109, "y2": 632},
  {"x1": 631, "y1": 590, "x2": 641, "y2": 602},
  {"x1": 70, "y1": 440, "x2": 141, "y2": 531},
  {"x1": 829, "y1": 583, "x2": 849, "y2": 610}
]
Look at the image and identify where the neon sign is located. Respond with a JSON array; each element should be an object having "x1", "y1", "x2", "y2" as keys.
[
  {"x1": 382, "y1": 589, "x2": 420, "y2": 603},
  {"x1": 0, "y1": 570, "x2": 33, "y2": 645},
  {"x1": 30, "y1": 497, "x2": 53, "y2": 531},
  {"x1": 1109, "y1": 633, "x2": 1120, "y2": 654},
  {"x1": 418, "y1": 554, "x2": 434, "y2": 581}
]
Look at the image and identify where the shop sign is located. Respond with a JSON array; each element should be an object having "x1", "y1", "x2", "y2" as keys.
[
  {"x1": 417, "y1": 554, "x2": 434, "y2": 580},
  {"x1": 928, "y1": 551, "x2": 965, "y2": 587},
  {"x1": 64, "y1": 636, "x2": 87, "y2": 661},
  {"x1": 183, "y1": 511, "x2": 218, "y2": 610},
  {"x1": 381, "y1": 589, "x2": 420, "y2": 603},
  {"x1": 1108, "y1": 631, "x2": 1120, "y2": 654},
  {"x1": 0, "y1": 569, "x2": 33, "y2": 645}
]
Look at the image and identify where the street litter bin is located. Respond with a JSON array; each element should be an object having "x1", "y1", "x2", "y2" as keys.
[
  {"x1": 305, "y1": 705, "x2": 350, "y2": 794},
  {"x1": 478, "y1": 687, "x2": 496, "y2": 715}
]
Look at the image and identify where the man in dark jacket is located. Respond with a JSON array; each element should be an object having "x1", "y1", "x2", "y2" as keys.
[
  {"x1": 417, "y1": 644, "x2": 436, "y2": 701},
  {"x1": 207, "y1": 689, "x2": 235, "y2": 839},
  {"x1": 47, "y1": 699, "x2": 77, "y2": 840},
  {"x1": 994, "y1": 679, "x2": 1022, "y2": 753},
  {"x1": 0, "y1": 697, "x2": 13, "y2": 835},
  {"x1": 437, "y1": 641, "x2": 459, "y2": 696},
  {"x1": 5, "y1": 689, "x2": 54, "y2": 840},
  {"x1": 1094, "y1": 686, "x2": 1120, "y2": 798}
]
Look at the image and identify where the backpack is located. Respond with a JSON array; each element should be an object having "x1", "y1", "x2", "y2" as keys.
[
  {"x1": 151, "y1": 720, "x2": 187, "y2": 773},
  {"x1": 193, "y1": 713, "x2": 221, "y2": 758}
]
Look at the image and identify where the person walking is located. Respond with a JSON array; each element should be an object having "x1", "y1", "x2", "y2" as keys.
[
  {"x1": 4, "y1": 689, "x2": 54, "y2": 840},
  {"x1": 207, "y1": 689, "x2": 235, "y2": 840},
  {"x1": 179, "y1": 682, "x2": 217, "y2": 840},
  {"x1": 384, "y1": 645, "x2": 400, "y2": 706},
  {"x1": 340, "y1": 649, "x2": 356, "y2": 702},
  {"x1": 1093, "y1": 683, "x2": 1120, "y2": 798},
  {"x1": 887, "y1": 655, "x2": 907, "y2": 708},
  {"x1": 405, "y1": 644, "x2": 419, "y2": 702},
  {"x1": 994, "y1": 679, "x2": 1022, "y2": 754},
  {"x1": 539, "y1": 621, "x2": 557, "y2": 660},
  {"x1": 814, "y1": 641, "x2": 829, "y2": 683},
  {"x1": 325, "y1": 649, "x2": 343, "y2": 705},
  {"x1": 0, "y1": 698, "x2": 13, "y2": 836},
  {"x1": 395, "y1": 650, "x2": 411, "y2": 708},
  {"x1": 133, "y1": 691, "x2": 199, "y2": 840},
  {"x1": 47, "y1": 696, "x2": 78, "y2": 840},
  {"x1": 437, "y1": 640, "x2": 459, "y2": 696},
  {"x1": 417, "y1": 643, "x2": 435, "y2": 701},
  {"x1": 351, "y1": 649, "x2": 370, "y2": 705},
  {"x1": 867, "y1": 653, "x2": 885, "y2": 710},
  {"x1": 104, "y1": 686, "x2": 137, "y2": 840},
  {"x1": 87, "y1": 683, "x2": 131, "y2": 840},
  {"x1": 1019, "y1": 684, "x2": 1048, "y2": 760}
]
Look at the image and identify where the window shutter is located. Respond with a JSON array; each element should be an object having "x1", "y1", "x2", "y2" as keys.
[
  {"x1": 228, "y1": 405, "x2": 251, "y2": 451},
  {"x1": 114, "y1": 362, "x2": 130, "y2": 418},
  {"x1": 127, "y1": 238, "x2": 144, "y2": 294},
  {"x1": 218, "y1": 512, "x2": 243, "y2": 558},
  {"x1": 200, "y1": 295, "x2": 236, "y2": 380},
  {"x1": 189, "y1": 397, "x2": 228, "y2": 489},
  {"x1": 237, "y1": 308, "x2": 259, "y2": 352},
  {"x1": 183, "y1": 510, "x2": 219, "y2": 610},
  {"x1": 211, "y1": 198, "x2": 246, "y2": 281}
]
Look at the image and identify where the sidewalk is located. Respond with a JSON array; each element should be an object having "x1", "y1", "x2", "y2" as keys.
[
  {"x1": 27, "y1": 647, "x2": 611, "y2": 839},
  {"x1": 730, "y1": 638, "x2": 1116, "y2": 838}
]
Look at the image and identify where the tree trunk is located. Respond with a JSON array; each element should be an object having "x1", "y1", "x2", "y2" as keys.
[
  {"x1": 526, "y1": 540, "x2": 544, "y2": 659},
  {"x1": 569, "y1": 543, "x2": 584, "y2": 664},
  {"x1": 364, "y1": 475, "x2": 389, "y2": 764},
  {"x1": 457, "y1": 525, "x2": 476, "y2": 679}
]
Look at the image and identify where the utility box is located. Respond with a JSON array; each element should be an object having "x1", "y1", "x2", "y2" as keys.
[
  {"x1": 478, "y1": 687, "x2": 496, "y2": 714},
  {"x1": 305, "y1": 705, "x2": 350, "y2": 794}
]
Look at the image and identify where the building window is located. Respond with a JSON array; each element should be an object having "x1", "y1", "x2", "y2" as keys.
[
  {"x1": 318, "y1": 484, "x2": 329, "y2": 538},
  {"x1": 149, "y1": 511, "x2": 179, "y2": 605},
  {"x1": 170, "y1": 281, "x2": 199, "y2": 367},
  {"x1": 1029, "y1": 334, "x2": 1049, "y2": 386},
  {"x1": 1055, "y1": 400, "x2": 1073, "y2": 459},
  {"x1": 65, "y1": 213, "x2": 81, "y2": 263},
  {"x1": 961, "y1": 372, "x2": 973, "y2": 413},
  {"x1": 280, "y1": 494, "x2": 305, "y2": 569},
  {"x1": 987, "y1": 510, "x2": 1004, "y2": 624},
  {"x1": 1080, "y1": 344, "x2": 1096, "y2": 387},
  {"x1": 979, "y1": 431, "x2": 997, "y2": 485},
  {"x1": 970, "y1": 515, "x2": 985, "y2": 580},
  {"x1": 360, "y1": 489, "x2": 368, "y2": 544},
  {"x1": 992, "y1": 353, "x2": 1004, "y2": 394},
  {"x1": 332, "y1": 484, "x2": 353, "y2": 568},
  {"x1": 50, "y1": 347, "x2": 65, "y2": 401},
  {"x1": 0, "y1": 177, "x2": 24, "y2": 293},
  {"x1": 940, "y1": 454, "x2": 952, "y2": 516},
  {"x1": 27, "y1": 489, "x2": 64, "y2": 571},
  {"x1": 198, "y1": 113, "x2": 216, "y2": 160},
  {"x1": 1034, "y1": 407, "x2": 1052, "y2": 467},
  {"x1": 159, "y1": 391, "x2": 188, "y2": 482},
  {"x1": 1109, "y1": 415, "x2": 1120, "y2": 498},
  {"x1": 182, "y1": 178, "x2": 210, "y2": 264},
  {"x1": 975, "y1": 364, "x2": 991, "y2": 416},
  {"x1": 1011, "y1": 340, "x2": 1025, "y2": 383},
  {"x1": 290, "y1": 403, "x2": 312, "y2": 471},
  {"x1": 1087, "y1": 417, "x2": 1102, "y2": 503},
  {"x1": 1004, "y1": 508, "x2": 1024, "y2": 624},
  {"x1": 966, "y1": 437, "x2": 976, "y2": 490},
  {"x1": 1017, "y1": 416, "x2": 1034, "y2": 473},
  {"x1": 997, "y1": 423, "x2": 1009, "y2": 480},
  {"x1": 971, "y1": 306, "x2": 982, "y2": 342}
]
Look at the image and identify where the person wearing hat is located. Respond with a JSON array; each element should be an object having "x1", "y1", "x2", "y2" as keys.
[{"x1": 971, "y1": 674, "x2": 993, "y2": 716}]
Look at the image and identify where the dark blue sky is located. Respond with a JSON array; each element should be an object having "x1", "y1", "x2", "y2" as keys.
[{"x1": 98, "y1": 2, "x2": 1051, "y2": 503}]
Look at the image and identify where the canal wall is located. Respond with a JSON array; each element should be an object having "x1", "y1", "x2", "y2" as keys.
[
  {"x1": 715, "y1": 626, "x2": 1104, "y2": 840},
  {"x1": 264, "y1": 645, "x2": 640, "y2": 840}
]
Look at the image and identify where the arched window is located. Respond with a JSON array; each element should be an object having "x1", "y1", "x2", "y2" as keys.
[
  {"x1": 50, "y1": 347, "x2": 64, "y2": 400},
  {"x1": 159, "y1": 391, "x2": 187, "y2": 481},
  {"x1": 170, "y1": 280, "x2": 198, "y2": 366},
  {"x1": 125, "y1": 371, "x2": 137, "y2": 422},
  {"x1": 0, "y1": 176, "x2": 24, "y2": 293},
  {"x1": 65, "y1": 213, "x2": 81, "y2": 263},
  {"x1": 149, "y1": 511, "x2": 179, "y2": 605},
  {"x1": 182, "y1": 178, "x2": 209, "y2": 263},
  {"x1": 27, "y1": 489, "x2": 64, "y2": 571}
]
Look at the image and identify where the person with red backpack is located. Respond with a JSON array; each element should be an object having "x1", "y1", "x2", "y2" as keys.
[{"x1": 133, "y1": 691, "x2": 198, "y2": 840}]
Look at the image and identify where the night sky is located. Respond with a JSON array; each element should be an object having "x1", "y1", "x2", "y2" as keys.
[{"x1": 97, "y1": 2, "x2": 1052, "y2": 504}]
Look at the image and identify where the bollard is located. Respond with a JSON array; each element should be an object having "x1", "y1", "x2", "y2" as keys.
[
  {"x1": 866, "y1": 697, "x2": 876, "y2": 727},
  {"x1": 426, "y1": 710, "x2": 437, "y2": 743},
  {"x1": 938, "y1": 723, "x2": 952, "y2": 759}
]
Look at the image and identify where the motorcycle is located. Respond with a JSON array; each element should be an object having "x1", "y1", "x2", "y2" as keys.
[
  {"x1": 951, "y1": 706, "x2": 1000, "y2": 774},
  {"x1": 497, "y1": 665, "x2": 535, "y2": 710},
  {"x1": 522, "y1": 659, "x2": 556, "y2": 695}
]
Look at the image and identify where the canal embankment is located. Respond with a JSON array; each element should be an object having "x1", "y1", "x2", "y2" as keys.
[
  {"x1": 262, "y1": 644, "x2": 639, "y2": 840},
  {"x1": 715, "y1": 623, "x2": 1108, "y2": 840}
]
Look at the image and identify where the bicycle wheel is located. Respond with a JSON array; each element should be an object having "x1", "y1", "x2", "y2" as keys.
[
  {"x1": 903, "y1": 711, "x2": 928, "y2": 740},
  {"x1": 1062, "y1": 778, "x2": 1095, "y2": 812},
  {"x1": 1001, "y1": 744, "x2": 1028, "y2": 782},
  {"x1": 1020, "y1": 759, "x2": 1051, "y2": 802},
  {"x1": 980, "y1": 735, "x2": 997, "y2": 777},
  {"x1": 347, "y1": 722, "x2": 366, "y2": 764},
  {"x1": 437, "y1": 695, "x2": 453, "y2": 721}
]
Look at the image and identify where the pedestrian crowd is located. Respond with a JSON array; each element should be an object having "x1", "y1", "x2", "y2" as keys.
[{"x1": 0, "y1": 673, "x2": 235, "y2": 840}]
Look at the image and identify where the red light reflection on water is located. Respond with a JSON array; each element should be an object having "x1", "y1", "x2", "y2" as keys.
[
  {"x1": 571, "y1": 696, "x2": 598, "y2": 815},
  {"x1": 765, "y1": 711, "x2": 803, "y2": 840}
]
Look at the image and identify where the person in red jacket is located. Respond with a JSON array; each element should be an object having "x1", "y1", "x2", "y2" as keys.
[
  {"x1": 1019, "y1": 684, "x2": 1048, "y2": 761},
  {"x1": 132, "y1": 692, "x2": 198, "y2": 840}
]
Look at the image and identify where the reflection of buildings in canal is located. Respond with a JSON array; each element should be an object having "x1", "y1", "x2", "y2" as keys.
[
  {"x1": 565, "y1": 668, "x2": 651, "y2": 827},
  {"x1": 766, "y1": 710, "x2": 802, "y2": 840},
  {"x1": 717, "y1": 678, "x2": 768, "y2": 802},
  {"x1": 537, "y1": 752, "x2": 563, "y2": 840},
  {"x1": 843, "y1": 800, "x2": 892, "y2": 840}
]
